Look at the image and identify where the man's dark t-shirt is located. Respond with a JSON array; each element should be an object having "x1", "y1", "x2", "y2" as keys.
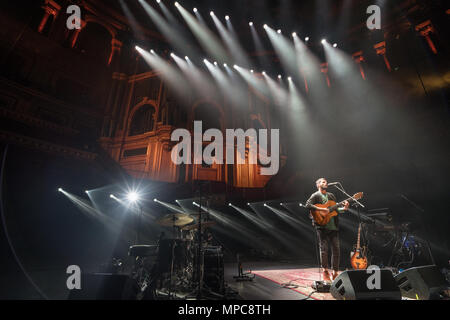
[{"x1": 305, "y1": 191, "x2": 341, "y2": 230}]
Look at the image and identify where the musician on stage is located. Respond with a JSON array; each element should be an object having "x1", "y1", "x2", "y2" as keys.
[{"x1": 305, "y1": 178, "x2": 349, "y2": 282}]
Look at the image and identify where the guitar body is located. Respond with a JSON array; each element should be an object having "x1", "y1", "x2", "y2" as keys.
[
  {"x1": 310, "y1": 201, "x2": 338, "y2": 226},
  {"x1": 350, "y1": 249, "x2": 368, "y2": 270}
]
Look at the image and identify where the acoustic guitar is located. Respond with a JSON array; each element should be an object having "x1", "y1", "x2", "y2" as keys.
[
  {"x1": 310, "y1": 192, "x2": 363, "y2": 226},
  {"x1": 350, "y1": 223, "x2": 368, "y2": 269}
]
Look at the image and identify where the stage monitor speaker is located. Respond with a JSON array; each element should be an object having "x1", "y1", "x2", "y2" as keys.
[
  {"x1": 68, "y1": 273, "x2": 136, "y2": 300},
  {"x1": 330, "y1": 269, "x2": 401, "y2": 300},
  {"x1": 394, "y1": 265, "x2": 449, "y2": 300}
]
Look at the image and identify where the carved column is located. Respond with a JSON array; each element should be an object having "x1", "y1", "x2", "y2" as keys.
[
  {"x1": 38, "y1": 0, "x2": 61, "y2": 33},
  {"x1": 374, "y1": 41, "x2": 391, "y2": 72},
  {"x1": 70, "y1": 20, "x2": 86, "y2": 48},
  {"x1": 415, "y1": 20, "x2": 437, "y2": 54},
  {"x1": 108, "y1": 38, "x2": 123, "y2": 66},
  {"x1": 352, "y1": 51, "x2": 366, "y2": 80},
  {"x1": 320, "y1": 62, "x2": 330, "y2": 87}
]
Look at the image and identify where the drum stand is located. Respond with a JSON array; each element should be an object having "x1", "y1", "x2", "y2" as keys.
[{"x1": 168, "y1": 216, "x2": 178, "y2": 299}]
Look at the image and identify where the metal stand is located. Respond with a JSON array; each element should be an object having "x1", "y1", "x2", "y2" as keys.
[
  {"x1": 399, "y1": 194, "x2": 435, "y2": 265},
  {"x1": 233, "y1": 254, "x2": 255, "y2": 281}
]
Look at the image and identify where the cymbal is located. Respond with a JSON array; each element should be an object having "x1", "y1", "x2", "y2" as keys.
[
  {"x1": 181, "y1": 221, "x2": 216, "y2": 231},
  {"x1": 157, "y1": 213, "x2": 194, "y2": 227}
]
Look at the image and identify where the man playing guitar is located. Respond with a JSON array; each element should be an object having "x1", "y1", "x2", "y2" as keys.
[{"x1": 305, "y1": 178, "x2": 349, "y2": 282}]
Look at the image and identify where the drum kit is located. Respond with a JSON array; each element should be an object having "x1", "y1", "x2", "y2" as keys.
[{"x1": 129, "y1": 211, "x2": 224, "y2": 299}]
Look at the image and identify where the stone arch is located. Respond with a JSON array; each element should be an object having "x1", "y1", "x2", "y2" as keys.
[
  {"x1": 83, "y1": 15, "x2": 117, "y2": 39},
  {"x1": 191, "y1": 100, "x2": 224, "y2": 132},
  {"x1": 127, "y1": 100, "x2": 158, "y2": 136},
  {"x1": 75, "y1": 20, "x2": 112, "y2": 64}
]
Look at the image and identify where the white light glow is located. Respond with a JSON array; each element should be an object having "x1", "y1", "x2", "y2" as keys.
[
  {"x1": 127, "y1": 191, "x2": 139, "y2": 203},
  {"x1": 305, "y1": 36, "x2": 309, "y2": 41}
]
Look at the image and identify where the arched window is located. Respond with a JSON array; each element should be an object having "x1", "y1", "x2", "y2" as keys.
[
  {"x1": 76, "y1": 22, "x2": 111, "y2": 65},
  {"x1": 129, "y1": 105, "x2": 156, "y2": 136}
]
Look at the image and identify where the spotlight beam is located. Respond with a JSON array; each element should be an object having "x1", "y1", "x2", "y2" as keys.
[
  {"x1": 138, "y1": 0, "x2": 198, "y2": 58},
  {"x1": 210, "y1": 13, "x2": 250, "y2": 67},
  {"x1": 264, "y1": 25, "x2": 297, "y2": 76},
  {"x1": 153, "y1": 199, "x2": 186, "y2": 214},
  {"x1": 135, "y1": 46, "x2": 191, "y2": 98},
  {"x1": 175, "y1": 3, "x2": 229, "y2": 63}
]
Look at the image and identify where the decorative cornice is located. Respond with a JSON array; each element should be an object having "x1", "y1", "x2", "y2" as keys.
[
  {"x1": 0, "y1": 108, "x2": 79, "y2": 135},
  {"x1": 0, "y1": 130, "x2": 97, "y2": 161}
]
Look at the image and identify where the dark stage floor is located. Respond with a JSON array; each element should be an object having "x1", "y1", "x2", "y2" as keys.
[{"x1": 225, "y1": 261, "x2": 314, "y2": 300}]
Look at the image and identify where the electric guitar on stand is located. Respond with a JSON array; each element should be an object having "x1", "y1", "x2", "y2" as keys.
[{"x1": 350, "y1": 223, "x2": 368, "y2": 269}]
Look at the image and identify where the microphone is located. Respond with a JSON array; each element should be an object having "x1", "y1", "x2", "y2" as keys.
[{"x1": 327, "y1": 182, "x2": 339, "y2": 186}]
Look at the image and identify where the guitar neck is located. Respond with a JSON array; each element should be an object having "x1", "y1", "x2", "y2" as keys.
[
  {"x1": 328, "y1": 196, "x2": 353, "y2": 212},
  {"x1": 356, "y1": 224, "x2": 361, "y2": 250}
]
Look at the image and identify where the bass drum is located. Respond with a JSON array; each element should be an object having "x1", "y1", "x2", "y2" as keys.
[{"x1": 203, "y1": 246, "x2": 224, "y2": 294}]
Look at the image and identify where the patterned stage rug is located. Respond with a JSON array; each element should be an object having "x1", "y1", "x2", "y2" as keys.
[{"x1": 250, "y1": 268, "x2": 335, "y2": 300}]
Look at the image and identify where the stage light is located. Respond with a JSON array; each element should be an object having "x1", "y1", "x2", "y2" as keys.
[
  {"x1": 292, "y1": 32, "x2": 297, "y2": 37},
  {"x1": 250, "y1": 69, "x2": 254, "y2": 73},
  {"x1": 193, "y1": 7, "x2": 197, "y2": 12},
  {"x1": 263, "y1": 24, "x2": 268, "y2": 29},
  {"x1": 153, "y1": 198, "x2": 157, "y2": 202},
  {"x1": 135, "y1": 45, "x2": 139, "y2": 50},
  {"x1": 203, "y1": 58, "x2": 207, "y2": 63},
  {"x1": 85, "y1": 190, "x2": 89, "y2": 194},
  {"x1": 333, "y1": 43, "x2": 337, "y2": 47},
  {"x1": 287, "y1": 76, "x2": 292, "y2": 81},
  {"x1": 277, "y1": 29, "x2": 281, "y2": 34},
  {"x1": 156, "y1": 0, "x2": 161, "y2": 3},
  {"x1": 58, "y1": 188, "x2": 63, "y2": 192},
  {"x1": 263, "y1": 203, "x2": 267, "y2": 207},
  {"x1": 210, "y1": 11, "x2": 214, "y2": 16},
  {"x1": 150, "y1": 49, "x2": 155, "y2": 54},
  {"x1": 223, "y1": 63, "x2": 227, "y2": 67},
  {"x1": 110, "y1": 194, "x2": 114, "y2": 198},
  {"x1": 247, "y1": 203, "x2": 250, "y2": 205},
  {"x1": 249, "y1": 22, "x2": 253, "y2": 26},
  {"x1": 233, "y1": 64, "x2": 237, "y2": 69},
  {"x1": 228, "y1": 203, "x2": 232, "y2": 206},
  {"x1": 278, "y1": 75, "x2": 282, "y2": 79},
  {"x1": 305, "y1": 36, "x2": 309, "y2": 41},
  {"x1": 280, "y1": 203, "x2": 283, "y2": 205},
  {"x1": 174, "y1": 2, "x2": 179, "y2": 7},
  {"x1": 170, "y1": 52, "x2": 174, "y2": 57},
  {"x1": 127, "y1": 191, "x2": 139, "y2": 203},
  {"x1": 225, "y1": 15, "x2": 229, "y2": 20},
  {"x1": 185, "y1": 56, "x2": 188, "y2": 60},
  {"x1": 262, "y1": 71, "x2": 266, "y2": 75},
  {"x1": 321, "y1": 39, "x2": 326, "y2": 44},
  {"x1": 214, "y1": 61, "x2": 218, "y2": 66}
]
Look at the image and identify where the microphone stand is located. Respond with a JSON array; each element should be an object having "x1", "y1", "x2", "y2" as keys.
[{"x1": 332, "y1": 182, "x2": 366, "y2": 262}]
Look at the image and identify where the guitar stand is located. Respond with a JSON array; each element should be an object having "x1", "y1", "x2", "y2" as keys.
[{"x1": 233, "y1": 254, "x2": 255, "y2": 282}]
